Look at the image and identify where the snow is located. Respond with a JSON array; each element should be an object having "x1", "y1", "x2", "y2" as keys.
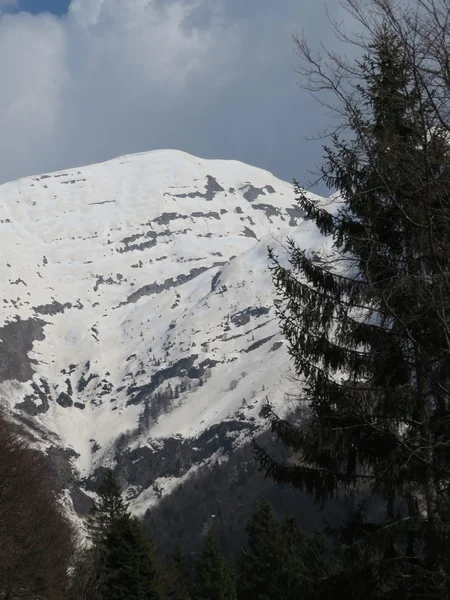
[{"x1": 0, "y1": 148, "x2": 329, "y2": 510}]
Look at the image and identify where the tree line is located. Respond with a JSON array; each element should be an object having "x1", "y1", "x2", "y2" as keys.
[
  {"x1": 67, "y1": 469, "x2": 330, "y2": 600},
  {"x1": 3, "y1": 0, "x2": 450, "y2": 597}
]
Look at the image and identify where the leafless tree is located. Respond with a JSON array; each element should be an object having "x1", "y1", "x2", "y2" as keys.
[{"x1": 0, "y1": 411, "x2": 74, "y2": 600}]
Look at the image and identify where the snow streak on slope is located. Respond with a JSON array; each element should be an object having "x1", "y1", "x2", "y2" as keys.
[{"x1": 0, "y1": 150, "x2": 328, "y2": 509}]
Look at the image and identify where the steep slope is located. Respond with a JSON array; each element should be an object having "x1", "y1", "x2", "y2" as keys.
[{"x1": 0, "y1": 149, "x2": 328, "y2": 513}]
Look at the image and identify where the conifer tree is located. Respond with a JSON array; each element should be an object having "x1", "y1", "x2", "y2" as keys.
[
  {"x1": 70, "y1": 470, "x2": 129, "y2": 598},
  {"x1": 78, "y1": 470, "x2": 162, "y2": 600},
  {"x1": 101, "y1": 515, "x2": 163, "y2": 600},
  {"x1": 239, "y1": 501, "x2": 329, "y2": 600},
  {"x1": 88, "y1": 470, "x2": 129, "y2": 545},
  {"x1": 255, "y1": 1, "x2": 450, "y2": 596},
  {"x1": 239, "y1": 500, "x2": 281, "y2": 600},
  {"x1": 166, "y1": 541, "x2": 191, "y2": 600},
  {"x1": 193, "y1": 530, "x2": 236, "y2": 600}
]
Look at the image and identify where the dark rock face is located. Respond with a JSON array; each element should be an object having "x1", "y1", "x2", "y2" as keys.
[
  {"x1": 71, "y1": 487, "x2": 93, "y2": 516},
  {"x1": 118, "y1": 231, "x2": 158, "y2": 253},
  {"x1": 123, "y1": 263, "x2": 226, "y2": 305},
  {"x1": 127, "y1": 355, "x2": 199, "y2": 406},
  {"x1": 230, "y1": 307, "x2": 270, "y2": 328},
  {"x1": 286, "y1": 204, "x2": 306, "y2": 226},
  {"x1": 242, "y1": 226, "x2": 258, "y2": 239},
  {"x1": 16, "y1": 379, "x2": 51, "y2": 415},
  {"x1": 240, "y1": 184, "x2": 276, "y2": 202},
  {"x1": 16, "y1": 394, "x2": 48, "y2": 416},
  {"x1": 152, "y1": 212, "x2": 186, "y2": 225},
  {"x1": 251, "y1": 203, "x2": 281, "y2": 219},
  {"x1": 172, "y1": 176, "x2": 225, "y2": 201},
  {"x1": 57, "y1": 392, "x2": 73, "y2": 408},
  {"x1": 211, "y1": 270, "x2": 222, "y2": 292},
  {"x1": 0, "y1": 318, "x2": 46, "y2": 383},
  {"x1": 191, "y1": 211, "x2": 220, "y2": 220},
  {"x1": 243, "y1": 335, "x2": 276, "y2": 353},
  {"x1": 269, "y1": 341, "x2": 284, "y2": 352},
  {"x1": 88, "y1": 200, "x2": 116, "y2": 206},
  {"x1": 33, "y1": 300, "x2": 73, "y2": 316},
  {"x1": 85, "y1": 420, "x2": 257, "y2": 497}
]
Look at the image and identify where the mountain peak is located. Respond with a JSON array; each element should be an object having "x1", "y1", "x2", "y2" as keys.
[{"x1": 0, "y1": 150, "x2": 326, "y2": 514}]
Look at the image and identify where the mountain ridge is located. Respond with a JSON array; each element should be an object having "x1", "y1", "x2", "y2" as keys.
[{"x1": 0, "y1": 149, "x2": 328, "y2": 516}]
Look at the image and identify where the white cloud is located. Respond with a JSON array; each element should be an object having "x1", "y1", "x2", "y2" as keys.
[
  {"x1": 0, "y1": 0, "x2": 350, "y2": 187},
  {"x1": 0, "y1": 0, "x2": 18, "y2": 16},
  {"x1": 0, "y1": 11, "x2": 67, "y2": 179}
]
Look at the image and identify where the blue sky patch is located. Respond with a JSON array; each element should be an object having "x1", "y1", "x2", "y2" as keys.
[{"x1": 17, "y1": 0, "x2": 70, "y2": 16}]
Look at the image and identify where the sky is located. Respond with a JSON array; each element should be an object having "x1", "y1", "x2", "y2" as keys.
[{"x1": 0, "y1": 0, "x2": 353, "y2": 192}]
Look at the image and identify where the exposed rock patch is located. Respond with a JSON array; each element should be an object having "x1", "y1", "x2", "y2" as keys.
[
  {"x1": 172, "y1": 176, "x2": 225, "y2": 201},
  {"x1": 0, "y1": 318, "x2": 46, "y2": 383},
  {"x1": 123, "y1": 262, "x2": 226, "y2": 305},
  {"x1": 240, "y1": 184, "x2": 276, "y2": 202},
  {"x1": 230, "y1": 307, "x2": 270, "y2": 328}
]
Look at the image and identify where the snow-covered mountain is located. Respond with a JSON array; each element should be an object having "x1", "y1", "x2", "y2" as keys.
[{"x1": 0, "y1": 149, "x2": 327, "y2": 515}]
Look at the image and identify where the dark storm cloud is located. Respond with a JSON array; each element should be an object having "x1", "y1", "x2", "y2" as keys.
[{"x1": 0, "y1": 0, "x2": 352, "y2": 192}]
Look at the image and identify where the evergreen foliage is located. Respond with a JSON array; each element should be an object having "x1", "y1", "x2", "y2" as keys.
[
  {"x1": 193, "y1": 530, "x2": 236, "y2": 600},
  {"x1": 166, "y1": 541, "x2": 191, "y2": 600},
  {"x1": 254, "y1": 1, "x2": 450, "y2": 596},
  {"x1": 88, "y1": 470, "x2": 129, "y2": 545},
  {"x1": 238, "y1": 501, "x2": 329, "y2": 600},
  {"x1": 70, "y1": 470, "x2": 162, "y2": 600},
  {"x1": 101, "y1": 515, "x2": 162, "y2": 600}
]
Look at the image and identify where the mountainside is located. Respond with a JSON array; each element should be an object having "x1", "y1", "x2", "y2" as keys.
[{"x1": 0, "y1": 149, "x2": 328, "y2": 519}]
